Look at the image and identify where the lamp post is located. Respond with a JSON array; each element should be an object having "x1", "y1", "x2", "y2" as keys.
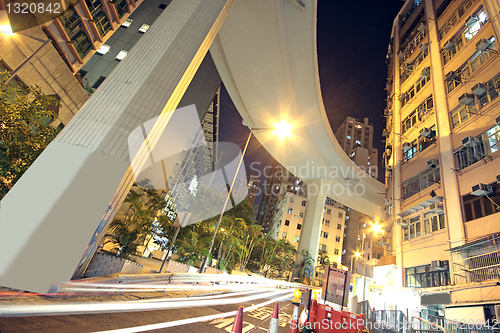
[
  {"x1": 199, "y1": 120, "x2": 292, "y2": 273},
  {"x1": 359, "y1": 221, "x2": 383, "y2": 302}
]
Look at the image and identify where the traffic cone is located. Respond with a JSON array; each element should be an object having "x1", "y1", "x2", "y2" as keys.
[
  {"x1": 289, "y1": 302, "x2": 300, "y2": 333},
  {"x1": 230, "y1": 306, "x2": 244, "y2": 333},
  {"x1": 268, "y1": 302, "x2": 280, "y2": 333}
]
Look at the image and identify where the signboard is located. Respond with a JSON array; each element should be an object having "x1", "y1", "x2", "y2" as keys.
[{"x1": 322, "y1": 266, "x2": 351, "y2": 307}]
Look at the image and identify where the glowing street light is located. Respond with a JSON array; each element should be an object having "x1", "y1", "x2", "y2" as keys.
[
  {"x1": 0, "y1": 10, "x2": 14, "y2": 36},
  {"x1": 199, "y1": 120, "x2": 293, "y2": 273},
  {"x1": 272, "y1": 119, "x2": 293, "y2": 140}
]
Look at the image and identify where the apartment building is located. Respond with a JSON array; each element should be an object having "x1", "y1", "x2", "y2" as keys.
[
  {"x1": 270, "y1": 193, "x2": 345, "y2": 269},
  {"x1": 334, "y1": 117, "x2": 385, "y2": 270},
  {"x1": 384, "y1": 0, "x2": 500, "y2": 320},
  {"x1": 335, "y1": 116, "x2": 378, "y2": 178},
  {"x1": 256, "y1": 160, "x2": 306, "y2": 232}
]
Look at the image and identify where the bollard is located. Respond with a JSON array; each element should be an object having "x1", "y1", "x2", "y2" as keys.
[
  {"x1": 230, "y1": 306, "x2": 244, "y2": 333},
  {"x1": 289, "y1": 301, "x2": 301, "y2": 333},
  {"x1": 268, "y1": 302, "x2": 280, "y2": 333}
]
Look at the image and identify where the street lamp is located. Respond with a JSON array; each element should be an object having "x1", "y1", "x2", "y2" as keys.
[
  {"x1": 351, "y1": 251, "x2": 361, "y2": 272},
  {"x1": 199, "y1": 119, "x2": 293, "y2": 273},
  {"x1": 1, "y1": 24, "x2": 52, "y2": 84},
  {"x1": 359, "y1": 221, "x2": 383, "y2": 302}
]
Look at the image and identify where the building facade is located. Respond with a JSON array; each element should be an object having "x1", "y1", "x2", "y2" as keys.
[
  {"x1": 335, "y1": 116, "x2": 378, "y2": 177},
  {"x1": 269, "y1": 192, "x2": 345, "y2": 268},
  {"x1": 384, "y1": 0, "x2": 500, "y2": 320},
  {"x1": 256, "y1": 160, "x2": 306, "y2": 232}
]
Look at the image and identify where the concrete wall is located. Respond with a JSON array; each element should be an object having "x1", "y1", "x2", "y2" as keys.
[{"x1": 83, "y1": 252, "x2": 143, "y2": 277}]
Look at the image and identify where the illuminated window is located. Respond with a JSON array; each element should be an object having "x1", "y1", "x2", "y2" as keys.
[
  {"x1": 115, "y1": 50, "x2": 128, "y2": 60},
  {"x1": 139, "y1": 24, "x2": 150, "y2": 33},
  {"x1": 121, "y1": 18, "x2": 133, "y2": 27},
  {"x1": 96, "y1": 44, "x2": 110, "y2": 55}
]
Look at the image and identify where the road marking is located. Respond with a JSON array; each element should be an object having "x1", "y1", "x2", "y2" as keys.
[{"x1": 90, "y1": 292, "x2": 292, "y2": 333}]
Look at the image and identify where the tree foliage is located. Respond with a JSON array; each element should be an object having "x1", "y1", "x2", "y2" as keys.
[{"x1": 0, "y1": 71, "x2": 60, "y2": 199}]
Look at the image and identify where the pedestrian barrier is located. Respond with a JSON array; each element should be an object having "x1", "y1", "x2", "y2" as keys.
[
  {"x1": 303, "y1": 299, "x2": 366, "y2": 333},
  {"x1": 231, "y1": 306, "x2": 244, "y2": 333},
  {"x1": 268, "y1": 302, "x2": 280, "y2": 333}
]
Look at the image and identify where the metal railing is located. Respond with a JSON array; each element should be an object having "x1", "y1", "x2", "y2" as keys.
[
  {"x1": 450, "y1": 233, "x2": 500, "y2": 284},
  {"x1": 357, "y1": 301, "x2": 497, "y2": 333}
]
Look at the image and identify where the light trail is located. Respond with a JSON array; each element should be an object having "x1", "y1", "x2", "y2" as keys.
[
  {"x1": 0, "y1": 288, "x2": 291, "y2": 317},
  {"x1": 90, "y1": 292, "x2": 293, "y2": 333},
  {"x1": 129, "y1": 289, "x2": 265, "y2": 303}
]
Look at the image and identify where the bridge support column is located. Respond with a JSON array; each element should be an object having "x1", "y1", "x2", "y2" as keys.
[
  {"x1": 0, "y1": 0, "x2": 233, "y2": 293},
  {"x1": 296, "y1": 179, "x2": 332, "y2": 277}
]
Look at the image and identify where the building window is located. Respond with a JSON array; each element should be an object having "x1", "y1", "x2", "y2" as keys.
[
  {"x1": 337, "y1": 223, "x2": 342, "y2": 230},
  {"x1": 297, "y1": 224, "x2": 302, "y2": 230},
  {"x1": 402, "y1": 95, "x2": 433, "y2": 134},
  {"x1": 290, "y1": 197, "x2": 294, "y2": 203},
  {"x1": 59, "y1": 6, "x2": 81, "y2": 37},
  {"x1": 323, "y1": 232, "x2": 328, "y2": 239},
  {"x1": 338, "y1": 212, "x2": 342, "y2": 218},
  {"x1": 442, "y1": 8, "x2": 488, "y2": 65},
  {"x1": 114, "y1": 0, "x2": 129, "y2": 19},
  {"x1": 324, "y1": 220, "x2": 330, "y2": 226},
  {"x1": 453, "y1": 124, "x2": 500, "y2": 170},
  {"x1": 335, "y1": 236, "x2": 340, "y2": 242},
  {"x1": 94, "y1": 11, "x2": 111, "y2": 37},
  {"x1": 334, "y1": 249, "x2": 339, "y2": 255},
  {"x1": 284, "y1": 220, "x2": 290, "y2": 226},
  {"x1": 463, "y1": 187, "x2": 500, "y2": 222},
  {"x1": 302, "y1": 200, "x2": 306, "y2": 206},
  {"x1": 299, "y1": 212, "x2": 304, "y2": 218},
  {"x1": 321, "y1": 245, "x2": 327, "y2": 252},
  {"x1": 282, "y1": 232, "x2": 287, "y2": 239},
  {"x1": 401, "y1": 167, "x2": 441, "y2": 200},
  {"x1": 294, "y1": 236, "x2": 300, "y2": 242},
  {"x1": 448, "y1": 37, "x2": 497, "y2": 94},
  {"x1": 326, "y1": 209, "x2": 331, "y2": 215},
  {"x1": 405, "y1": 265, "x2": 450, "y2": 288},
  {"x1": 70, "y1": 31, "x2": 92, "y2": 59},
  {"x1": 85, "y1": 0, "x2": 102, "y2": 15},
  {"x1": 288, "y1": 208, "x2": 292, "y2": 214}
]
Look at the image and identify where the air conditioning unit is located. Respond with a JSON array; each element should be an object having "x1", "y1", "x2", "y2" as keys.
[
  {"x1": 420, "y1": 127, "x2": 432, "y2": 138},
  {"x1": 459, "y1": 93, "x2": 475, "y2": 105},
  {"x1": 445, "y1": 71, "x2": 459, "y2": 82},
  {"x1": 495, "y1": 115, "x2": 500, "y2": 124},
  {"x1": 399, "y1": 93, "x2": 407, "y2": 102},
  {"x1": 397, "y1": 217, "x2": 409, "y2": 227},
  {"x1": 429, "y1": 203, "x2": 444, "y2": 213},
  {"x1": 380, "y1": 238, "x2": 390, "y2": 245},
  {"x1": 417, "y1": 22, "x2": 426, "y2": 32},
  {"x1": 471, "y1": 83, "x2": 487, "y2": 96},
  {"x1": 382, "y1": 129, "x2": 390, "y2": 137},
  {"x1": 384, "y1": 109, "x2": 393, "y2": 117},
  {"x1": 431, "y1": 260, "x2": 448, "y2": 271},
  {"x1": 471, "y1": 183, "x2": 494, "y2": 196},
  {"x1": 476, "y1": 38, "x2": 491, "y2": 51},
  {"x1": 462, "y1": 136, "x2": 478, "y2": 147},
  {"x1": 421, "y1": 67, "x2": 430, "y2": 77},
  {"x1": 402, "y1": 142, "x2": 412, "y2": 152},
  {"x1": 444, "y1": 40, "x2": 455, "y2": 51},
  {"x1": 466, "y1": 15, "x2": 479, "y2": 26},
  {"x1": 419, "y1": 43, "x2": 428, "y2": 52},
  {"x1": 427, "y1": 159, "x2": 439, "y2": 169}
]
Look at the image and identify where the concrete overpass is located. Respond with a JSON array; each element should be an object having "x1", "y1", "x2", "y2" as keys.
[{"x1": 0, "y1": 0, "x2": 383, "y2": 293}]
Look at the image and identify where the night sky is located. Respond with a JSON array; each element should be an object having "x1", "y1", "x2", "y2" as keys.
[{"x1": 218, "y1": 0, "x2": 405, "y2": 206}]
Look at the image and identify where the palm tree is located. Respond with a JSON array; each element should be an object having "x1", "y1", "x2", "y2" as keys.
[{"x1": 104, "y1": 189, "x2": 155, "y2": 259}]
